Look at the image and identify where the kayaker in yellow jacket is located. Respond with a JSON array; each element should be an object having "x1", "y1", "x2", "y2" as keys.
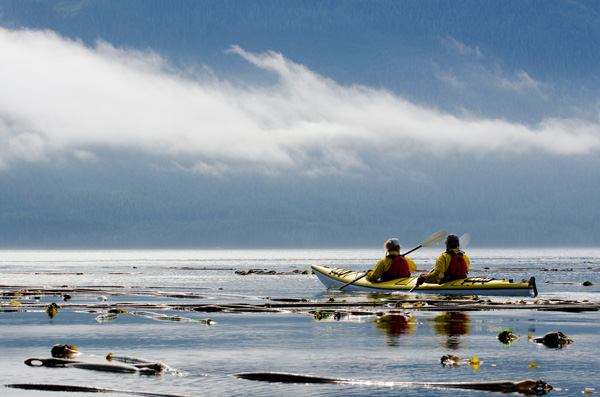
[
  {"x1": 367, "y1": 238, "x2": 416, "y2": 282},
  {"x1": 419, "y1": 234, "x2": 470, "y2": 284}
]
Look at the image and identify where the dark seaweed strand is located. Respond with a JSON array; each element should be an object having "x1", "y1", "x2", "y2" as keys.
[
  {"x1": 5, "y1": 383, "x2": 194, "y2": 397},
  {"x1": 233, "y1": 373, "x2": 553, "y2": 394}
]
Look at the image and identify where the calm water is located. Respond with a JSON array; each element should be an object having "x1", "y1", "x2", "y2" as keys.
[{"x1": 1, "y1": 248, "x2": 599, "y2": 396}]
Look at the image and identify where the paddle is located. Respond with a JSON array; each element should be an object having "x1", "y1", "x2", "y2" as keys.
[
  {"x1": 460, "y1": 233, "x2": 471, "y2": 250},
  {"x1": 409, "y1": 232, "x2": 470, "y2": 292},
  {"x1": 339, "y1": 230, "x2": 447, "y2": 290}
]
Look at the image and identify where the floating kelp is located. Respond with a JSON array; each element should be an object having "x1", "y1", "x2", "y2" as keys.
[
  {"x1": 312, "y1": 309, "x2": 379, "y2": 322},
  {"x1": 94, "y1": 310, "x2": 213, "y2": 324},
  {"x1": 440, "y1": 355, "x2": 480, "y2": 370},
  {"x1": 64, "y1": 362, "x2": 142, "y2": 373},
  {"x1": 95, "y1": 313, "x2": 119, "y2": 323},
  {"x1": 24, "y1": 358, "x2": 73, "y2": 367},
  {"x1": 2, "y1": 284, "x2": 599, "y2": 315},
  {"x1": 51, "y1": 344, "x2": 79, "y2": 359},
  {"x1": 4, "y1": 297, "x2": 600, "y2": 313},
  {"x1": 545, "y1": 280, "x2": 597, "y2": 286},
  {"x1": 5, "y1": 383, "x2": 194, "y2": 397},
  {"x1": 1, "y1": 286, "x2": 210, "y2": 301},
  {"x1": 532, "y1": 332, "x2": 574, "y2": 348},
  {"x1": 106, "y1": 353, "x2": 189, "y2": 376},
  {"x1": 235, "y1": 269, "x2": 311, "y2": 275},
  {"x1": 192, "y1": 303, "x2": 284, "y2": 313},
  {"x1": 109, "y1": 309, "x2": 130, "y2": 314},
  {"x1": 46, "y1": 302, "x2": 60, "y2": 318},
  {"x1": 24, "y1": 346, "x2": 187, "y2": 377},
  {"x1": 168, "y1": 266, "x2": 235, "y2": 271},
  {"x1": 107, "y1": 353, "x2": 153, "y2": 365},
  {"x1": 26, "y1": 357, "x2": 164, "y2": 375},
  {"x1": 497, "y1": 329, "x2": 520, "y2": 344},
  {"x1": 130, "y1": 310, "x2": 213, "y2": 324},
  {"x1": 234, "y1": 372, "x2": 552, "y2": 395}
]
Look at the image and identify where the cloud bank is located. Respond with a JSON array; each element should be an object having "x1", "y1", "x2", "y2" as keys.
[{"x1": 1, "y1": 28, "x2": 599, "y2": 175}]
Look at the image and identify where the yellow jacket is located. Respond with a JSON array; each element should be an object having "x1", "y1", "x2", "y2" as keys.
[
  {"x1": 367, "y1": 250, "x2": 416, "y2": 282},
  {"x1": 423, "y1": 248, "x2": 470, "y2": 283}
]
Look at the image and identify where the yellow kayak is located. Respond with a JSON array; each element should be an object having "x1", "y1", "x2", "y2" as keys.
[{"x1": 311, "y1": 265, "x2": 537, "y2": 297}]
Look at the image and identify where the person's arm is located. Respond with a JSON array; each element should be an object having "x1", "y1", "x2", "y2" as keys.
[
  {"x1": 367, "y1": 258, "x2": 387, "y2": 282},
  {"x1": 423, "y1": 254, "x2": 448, "y2": 283}
]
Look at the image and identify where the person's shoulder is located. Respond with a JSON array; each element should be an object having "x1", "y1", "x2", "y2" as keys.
[{"x1": 436, "y1": 252, "x2": 450, "y2": 262}]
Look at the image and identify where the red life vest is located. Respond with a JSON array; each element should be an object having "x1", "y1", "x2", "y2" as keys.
[
  {"x1": 446, "y1": 251, "x2": 467, "y2": 279},
  {"x1": 383, "y1": 255, "x2": 410, "y2": 280}
]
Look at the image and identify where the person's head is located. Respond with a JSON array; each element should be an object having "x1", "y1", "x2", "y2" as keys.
[
  {"x1": 385, "y1": 238, "x2": 401, "y2": 252},
  {"x1": 446, "y1": 234, "x2": 460, "y2": 249}
]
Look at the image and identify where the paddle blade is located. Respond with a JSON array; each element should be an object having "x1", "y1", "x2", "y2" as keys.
[
  {"x1": 422, "y1": 230, "x2": 446, "y2": 247},
  {"x1": 460, "y1": 233, "x2": 471, "y2": 249}
]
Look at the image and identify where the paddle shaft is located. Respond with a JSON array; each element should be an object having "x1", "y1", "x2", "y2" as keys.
[
  {"x1": 401, "y1": 244, "x2": 422, "y2": 256},
  {"x1": 408, "y1": 279, "x2": 423, "y2": 293},
  {"x1": 338, "y1": 271, "x2": 370, "y2": 290},
  {"x1": 339, "y1": 231, "x2": 446, "y2": 290},
  {"x1": 338, "y1": 246, "x2": 416, "y2": 290}
]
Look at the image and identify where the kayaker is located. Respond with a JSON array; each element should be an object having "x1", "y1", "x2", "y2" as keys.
[
  {"x1": 417, "y1": 234, "x2": 469, "y2": 284},
  {"x1": 366, "y1": 238, "x2": 416, "y2": 282}
]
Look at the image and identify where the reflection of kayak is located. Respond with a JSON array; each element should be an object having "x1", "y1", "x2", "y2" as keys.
[{"x1": 311, "y1": 265, "x2": 537, "y2": 297}]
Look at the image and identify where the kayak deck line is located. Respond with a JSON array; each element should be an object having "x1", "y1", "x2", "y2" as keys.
[{"x1": 234, "y1": 372, "x2": 553, "y2": 395}]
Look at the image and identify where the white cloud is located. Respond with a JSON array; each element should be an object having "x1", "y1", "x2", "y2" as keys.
[
  {"x1": 437, "y1": 36, "x2": 548, "y2": 98},
  {"x1": 442, "y1": 36, "x2": 483, "y2": 58},
  {"x1": 498, "y1": 70, "x2": 545, "y2": 95},
  {"x1": 1, "y1": 28, "x2": 599, "y2": 175},
  {"x1": 433, "y1": 70, "x2": 464, "y2": 89}
]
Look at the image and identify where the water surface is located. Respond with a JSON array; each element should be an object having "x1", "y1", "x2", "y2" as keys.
[{"x1": 1, "y1": 248, "x2": 599, "y2": 396}]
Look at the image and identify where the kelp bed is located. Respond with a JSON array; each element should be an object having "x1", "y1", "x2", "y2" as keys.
[
  {"x1": 2, "y1": 284, "x2": 598, "y2": 316},
  {"x1": 2, "y1": 275, "x2": 599, "y2": 397}
]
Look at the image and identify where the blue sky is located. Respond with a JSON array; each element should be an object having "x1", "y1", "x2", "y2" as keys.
[{"x1": 0, "y1": 1, "x2": 599, "y2": 247}]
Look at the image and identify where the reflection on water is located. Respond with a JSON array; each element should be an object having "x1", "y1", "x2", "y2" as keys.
[
  {"x1": 373, "y1": 314, "x2": 416, "y2": 346},
  {"x1": 429, "y1": 312, "x2": 470, "y2": 350}
]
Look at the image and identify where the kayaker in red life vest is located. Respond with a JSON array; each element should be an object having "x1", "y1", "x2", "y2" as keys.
[
  {"x1": 366, "y1": 238, "x2": 416, "y2": 282},
  {"x1": 418, "y1": 233, "x2": 470, "y2": 285}
]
